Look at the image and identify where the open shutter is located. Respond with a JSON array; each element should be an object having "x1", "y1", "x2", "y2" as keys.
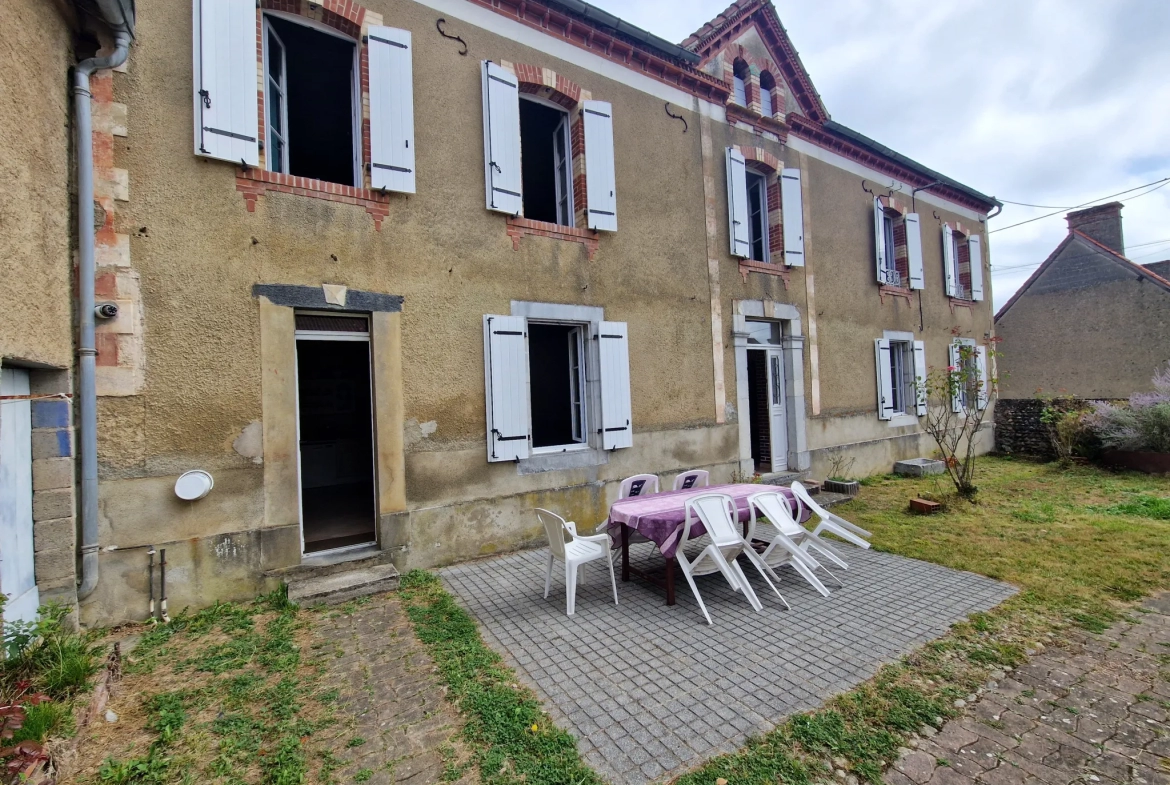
[
  {"x1": 598, "y1": 321, "x2": 633, "y2": 451},
  {"x1": 725, "y1": 148, "x2": 750, "y2": 258},
  {"x1": 948, "y1": 343, "x2": 963, "y2": 412},
  {"x1": 968, "y1": 234, "x2": 984, "y2": 301},
  {"x1": 913, "y1": 340, "x2": 928, "y2": 416},
  {"x1": 976, "y1": 345, "x2": 990, "y2": 410},
  {"x1": 367, "y1": 26, "x2": 415, "y2": 193},
  {"x1": 942, "y1": 224, "x2": 957, "y2": 297},
  {"x1": 874, "y1": 339, "x2": 893, "y2": 421},
  {"x1": 481, "y1": 61, "x2": 523, "y2": 215},
  {"x1": 873, "y1": 197, "x2": 888, "y2": 284},
  {"x1": 781, "y1": 168, "x2": 805, "y2": 266},
  {"x1": 483, "y1": 315, "x2": 530, "y2": 462},
  {"x1": 583, "y1": 101, "x2": 618, "y2": 231},
  {"x1": 906, "y1": 213, "x2": 925, "y2": 289},
  {"x1": 193, "y1": 0, "x2": 259, "y2": 166}
]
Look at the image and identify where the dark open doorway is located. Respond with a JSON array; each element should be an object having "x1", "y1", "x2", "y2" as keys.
[
  {"x1": 747, "y1": 349, "x2": 772, "y2": 473},
  {"x1": 296, "y1": 321, "x2": 376, "y2": 553}
]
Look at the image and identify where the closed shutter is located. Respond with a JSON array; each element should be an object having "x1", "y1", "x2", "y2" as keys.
[
  {"x1": 873, "y1": 197, "x2": 888, "y2": 284},
  {"x1": 725, "y1": 148, "x2": 750, "y2": 258},
  {"x1": 583, "y1": 101, "x2": 618, "y2": 231},
  {"x1": 368, "y1": 26, "x2": 415, "y2": 193},
  {"x1": 976, "y1": 345, "x2": 990, "y2": 410},
  {"x1": 949, "y1": 343, "x2": 963, "y2": 413},
  {"x1": 781, "y1": 168, "x2": 805, "y2": 266},
  {"x1": 906, "y1": 213, "x2": 925, "y2": 289},
  {"x1": 942, "y1": 224, "x2": 957, "y2": 297},
  {"x1": 193, "y1": 0, "x2": 259, "y2": 166},
  {"x1": 913, "y1": 340, "x2": 928, "y2": 416},
  {"x1": 598, "y1": 321, "x2": 633, "y2": 450},
  {"x1": 483, "y1": 315, "x2": 530, "y2": 462},
  {"x1": 968, "y1": 234, "x2": 984, "y2": 301},
  {"x1": 481, "y1": 61, "x2": 523, "y2": 215},
  {"x1": 874, "y1": 339, "x2": 893, "y2": 421}
]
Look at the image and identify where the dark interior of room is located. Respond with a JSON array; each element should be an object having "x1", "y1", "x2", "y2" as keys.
[
  {"x1": 528, "y1": 323, "x2": 577, "y2": 449},
  {"x1": 519, "y1": 99, "x2": 564, "y2": 224}
]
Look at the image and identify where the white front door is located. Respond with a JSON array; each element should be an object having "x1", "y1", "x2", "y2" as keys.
[
  {"x1": 767, "y1": 349, "x2": 788, "y2": 472},
  {"x1": 0, "y1": 368, "x2": 39, "y2": 624}
]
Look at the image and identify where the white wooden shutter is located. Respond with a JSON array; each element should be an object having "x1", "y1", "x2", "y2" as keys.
[
  {"x1": 976, "y1": 345, "x2": 990, "y2": 410},
  {"x1": 583, "y1": 101, "x2": 618, "y2": 231},
  {"x1": 483, "y1": 315, "x2": 530, "y2": 462},
  {"x1": 913, "y1": 340, "x2": 928, "y2": 416},
  {"x1": 481, "y1": 61, "x2": 523, "y2": 215},
  {"x1": 781, "y1": 168, "x2": 805, "y2": 266},
  {"x1": 368, "y1": 26, "x2": 415, "y2": 193},
  {"x1": 906, "y1": 213, "x2": 925, "y2": 289},
  {"x1": 873, "y1": 197, "x2": 888, "y2": 284},
  {"x1": 725, "y1": 148, "x2": 750, "y2": 258},
  {"x1": 598, "y1": 321, "x2": 633, "y2": 450},
  {"x1": 193, "y1": 0, "x2": 259, "y2": 166},
  {"x1": 942, "y1": 224, "x2": 957, "y2": 297},
  {"x1": 948, "y1": 342, "x2": 963, "y2": 413},
  {"x1": 874, "y1": 339, "x2": 893, "y2": 421},
  {"x1": 968, "y1": 234, "x2": 984, "y2": 301}
]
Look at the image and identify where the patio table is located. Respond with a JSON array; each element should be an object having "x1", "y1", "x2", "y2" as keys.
[{"x1": 606, "y1": 483, "x2": 807, "y2": 605}]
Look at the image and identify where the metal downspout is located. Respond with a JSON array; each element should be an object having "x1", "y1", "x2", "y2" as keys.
[{"x1": 75, "y1": 32, "x2": 132, "y2": 601}]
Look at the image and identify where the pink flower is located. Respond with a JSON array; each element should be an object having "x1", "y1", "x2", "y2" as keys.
[{"x1": 946, "y1": 366, "x2": 956, "y2": 372}]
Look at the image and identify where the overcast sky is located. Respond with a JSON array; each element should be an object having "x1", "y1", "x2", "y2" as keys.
[{"x1": 588, "y1": 0, "x2": 1170, "y2": 311}]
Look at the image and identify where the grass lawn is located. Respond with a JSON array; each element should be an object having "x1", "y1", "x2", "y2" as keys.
[{"x1": 674, "y1": 455, "x2": 1170, "y2": 784}]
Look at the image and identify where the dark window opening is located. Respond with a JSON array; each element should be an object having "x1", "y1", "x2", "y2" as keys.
[
  {"x1": 747, "y1": 349, "x2": 772, "y2": 472},
  {"x1": 265, "y1": 15, "x2": 356, "y2": 187},
  {"x1": 296, "y1": 337, "x2": 376, "y2": 553},
  {"x1": 747, "y1": 171, "x2": 769, "y2": 262},
  {"x1": 519, "y1": 98, "x2": 573, "y2": 226},
  {"x1": 528, "y1": 323, "x2": 586, "y2": 449},
  {"x1": 880, "y1": 211, "x2": 899, "y2": 285},
  {"x1": 759, "y1": 71, "x2": 776, "y2": 116}
]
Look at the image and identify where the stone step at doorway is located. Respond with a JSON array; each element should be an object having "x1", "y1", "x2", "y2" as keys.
[{"x1": 286, "y1": 563, "x2": 400, "y2": 607}]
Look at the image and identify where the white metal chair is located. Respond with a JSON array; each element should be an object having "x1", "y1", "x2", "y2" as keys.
[
  {"x1": 672, "y1": 469, "x2": 710, "y2": 491},
  {"x1": 536, "y1": 508, "x2": 618, "y2": 616},
  {"x1": 605, "y1": 474, "x2": 660, "y2": 560},
  {"x1": 676, "y1": 493, "x2": 789, "y2": 625},
  {"x1": 790, "y1": 482, "x2": 872, "y2": 570},
  {"x1": 747, "y1": 491, "x2": 841, "y2": 597}
]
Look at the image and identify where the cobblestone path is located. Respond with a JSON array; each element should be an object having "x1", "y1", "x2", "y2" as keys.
[{"x1": 888, "y1": 594, "x2": 1170, "y2": 785}]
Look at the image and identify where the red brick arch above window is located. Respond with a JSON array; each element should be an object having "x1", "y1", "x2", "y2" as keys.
[
  {"x1": 259, "y1": 0, "x2": 363, "y2": 37},
  {"x1": 736, "y1": 145, "x2": 781, "y2": 174},
  {"x1": 507, "y1": 63, "x2": 591, "y2": 109}
]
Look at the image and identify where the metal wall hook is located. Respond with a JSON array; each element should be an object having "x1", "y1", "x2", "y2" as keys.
[
  {"x1": 664, "y1": 103, "x2": 688, "y2": 133},
  {"x1": 436, "y1": 18, "x2": 468, "y2": 55}
]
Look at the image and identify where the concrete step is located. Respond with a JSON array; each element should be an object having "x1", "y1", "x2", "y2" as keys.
[
  {"x1": 264, "y1": 544, "x2": 395, "y2": 582},
  {"x1": 287, "y1": 563, "x2": 400, "y2": 606},
  {"x1": 758, "y1": 470, "x2": 808, "y2": 487}
]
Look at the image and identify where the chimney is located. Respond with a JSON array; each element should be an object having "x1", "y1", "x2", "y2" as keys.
[{"x1": 1066, "y1": 201, "x2": 1125, "y2": 256}]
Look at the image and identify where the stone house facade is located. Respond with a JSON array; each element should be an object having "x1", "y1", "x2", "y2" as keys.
[
  {"x1": 1, "y1": 0, "x2": 1000, "y2": 624},
  {"x1": 996, "y1": 203, "x2": 1170, "y2": 400}
]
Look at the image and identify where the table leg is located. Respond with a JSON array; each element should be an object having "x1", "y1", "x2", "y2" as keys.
[
  {"x1": 621, "y1": 523, "x2": 630, "y2": 582},
  {"x1": 666, "y1": 557, "x2": 676, "y2": 606}
]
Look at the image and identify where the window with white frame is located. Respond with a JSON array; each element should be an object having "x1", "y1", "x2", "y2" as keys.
[
  {"x1": 725, "y1": 149, "x2": 805, "y2": 266},
  {"x1": 518, "y1": 97, "x2": 575, "y2": 226},
  {"x1": 878, "y1": 209, "x2": 898, "y2": 286},
  {"x1": 746, "y1": 171, "x2": 770, "y2": 262},
  {"x1": 759, "y1": 71, "x2": 775, "y2": 117},
  {"x1": 875, "y1": 336, "x2": 927, "y2": 420},
  {"x1": 942, "y1": 225, "x2": 984, "y2": 301},
  {"x1": 263, "y1": 14, "x2": 360, "y2": 186},
  {"x1": 483, "y1": 310, "x2": 632, "y2": 462},
  {"x1": 948, "y1": 340, "x2": 989, "y2": 412},
  {"x1": 732, "y1": 59, "x2": 749, "y2": 106}
]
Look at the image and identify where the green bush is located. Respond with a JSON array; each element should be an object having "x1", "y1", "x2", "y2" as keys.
[{"x1": 1, "y1": 603, "x2": 103, "y2": 700}]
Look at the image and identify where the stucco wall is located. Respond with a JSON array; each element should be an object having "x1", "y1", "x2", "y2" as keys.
[
  {"x1": 996, "y1": 241, "x2": 1170, "y2": 399},
  {"x1": 81, "y1": 0, "x2": 996, "y2": 621},
  {"x1": 0, "y1": 0, "x2": 75, "y2": 368}
]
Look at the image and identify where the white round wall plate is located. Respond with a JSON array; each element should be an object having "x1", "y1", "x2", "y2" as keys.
[{"x1": 175, "y1": 470, "x2": 214, "y2": 501}]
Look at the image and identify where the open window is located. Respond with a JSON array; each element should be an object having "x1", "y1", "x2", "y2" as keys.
[
  {"x1": 262, "y1": 14, "x2": 360, "y2": 186},
  {"x1": 518, "y1": 97, "x2": 574, "y2": 226},
  {"x1": 746, "y1": 171, "x2": 770, "y2": 262},
  {"x1": 483, "y1": 314, "x2": 632, "y2": 462},
  {"x1": 876, "y1": 338, "x2": 927, "y2": 420}
]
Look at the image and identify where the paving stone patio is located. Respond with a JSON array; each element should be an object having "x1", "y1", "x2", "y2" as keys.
[
  {"x1": 440, "y1": 534, "x2": 1017, "y2": 784},
  {"x1": 887, "y1": 592, "x2": 1170, "y2": 785}
]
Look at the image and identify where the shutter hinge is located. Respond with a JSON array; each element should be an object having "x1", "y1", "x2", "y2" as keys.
[{"x1": 199, "y1": 89, "x2": 211, "y2": 109}]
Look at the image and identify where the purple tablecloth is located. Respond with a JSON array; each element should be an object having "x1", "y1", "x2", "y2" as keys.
[{"x1": 606, "y1": 483, "x2": 807, "y2": 560}]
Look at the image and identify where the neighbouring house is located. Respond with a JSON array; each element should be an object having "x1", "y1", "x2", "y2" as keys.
[
  {"x1": 1145, "y1": 260, "x2": 1170, "y2": 281},
  {"x1": 996, "y1": 203, "x2": 1170, "y2": 400},
  {"x1": 1, "y1": 0, "x2": 1000, "y2": 625}
]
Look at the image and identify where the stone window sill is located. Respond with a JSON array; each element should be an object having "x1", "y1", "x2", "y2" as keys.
[
  {"x1": 738, "y1": 260, "x2": 792, "y2": 286},
  {"x1": 878, "y1": 284, "x2": 913, "y2": 303},
  {"x1": 236, "y1": 169, "x2": 392, "y2": 229},
  {"x1": 505, "y1": 217, "x2": 599, "y2": 260}
]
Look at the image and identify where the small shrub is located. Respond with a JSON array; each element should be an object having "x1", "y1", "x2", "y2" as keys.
[
  {"x1": 1, "y1": 603, "x2": 103, "y2": 701},
  {"x1": 1087, "y1": 363, "x2": 1170, "y2": 453},
  {"x1": 1038, "y1": 397, "x2": 1092, "y2": 466}
]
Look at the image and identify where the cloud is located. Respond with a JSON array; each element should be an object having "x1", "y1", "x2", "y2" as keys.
[{"x1": 586, "y1": 0, "x2": 1170, "y2": 310}]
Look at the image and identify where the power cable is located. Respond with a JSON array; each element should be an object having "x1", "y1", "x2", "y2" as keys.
[{"x1": 988, "y1": 176, "x2": 1170, "y2": 235}]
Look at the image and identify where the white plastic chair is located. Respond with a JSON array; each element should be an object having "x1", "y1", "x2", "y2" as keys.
[
  {"x1": 672, "y1": 469, "x2": 710, "y2": 491},
  {"x1": 536, "y1": 508, "x2": 618, "y2": 616},
  {"x1": 676, "y1": 493, "x2": 789, "y2": 625},
  {"x1": 747, "y1": 491, "x2": 841, "y2": 597},
  {"x1": 790, "y1": 482, "x2": 872, "y2": 570},
  {"x1": 606, "y1": 474, "x2": 660, "y2": 560}
]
